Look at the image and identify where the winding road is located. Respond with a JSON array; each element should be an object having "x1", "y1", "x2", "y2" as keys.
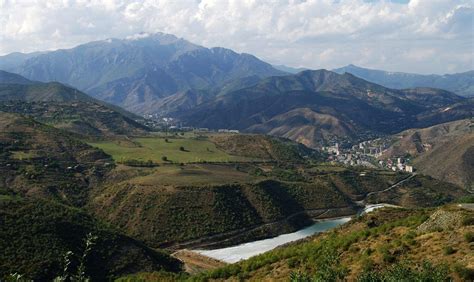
[{"x1": 366, "y1": 173, "x2": 417, "y2": 198}]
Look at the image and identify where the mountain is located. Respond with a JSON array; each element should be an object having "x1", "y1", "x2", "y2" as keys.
[
  {"x1": 273, "y1": 64, "x2": 308, "y2": 74},
  {"x1": 0, "y1": 196, "x2": 182, "y2": 281},
  {"x1": 0, "y1": 51, "x2": 44, "y2": 71},
  {"x1": 0, "y1": 72, "x2": 149, "y2": 137},
  {"x1": 333, "y1": 64, "x2": 474, "y2": 97},
  {"x1": 0, "y1": 32, "x2": 285, "y2": 113},
  {"x1": 383, "y1": 118, "x2": 474, "y2": 190},
  {"x1": 0, "y1": 70, "x2": 35, "y2": 85},
  {"x1": 176, "y1": 70, "x2": 469, "y2": 147}
]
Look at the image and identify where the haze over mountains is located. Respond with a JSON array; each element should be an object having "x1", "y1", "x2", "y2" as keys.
[
  {"x1": 0, "y1": 32, "x2": 473, "y2": 147},
  {"x1": 0, "y1": 32, "x2": 284, "y2": 113},
  {"x1": 1, "y1": 29, "x2": 474, "y2": 281},
  {"x1": 333, "y1": 64, "x2": 474, "y2": 98},
  {"x1": 176, "y1": 70, "x2": 469, "y2": 147}
]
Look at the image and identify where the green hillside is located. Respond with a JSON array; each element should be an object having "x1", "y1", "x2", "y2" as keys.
[
  {"x1": 89, "y1": 163, "x2": 468, "y2": 249},
  {"x1": 0, "y1": 78, "x2": 149, "y2": 138},
  {"x1": 0, "y1": 196, "x2": 182, "y2": 281},
  {"x1": 0, "y1": 112, "x2": 112, "y2": 206},
  {"x1": 193, "y1": 205, "x2": 474, "y2": 281}
]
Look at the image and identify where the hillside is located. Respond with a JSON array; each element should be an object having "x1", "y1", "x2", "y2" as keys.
[
  {"x1": 89, "y1": 162, "x2": 467, "y2": 249},
  {"x1": 384, "y1": 119, "x2": 474, "y2": 190},
  {"x1": 0, "y1": 32, "x2": 285, "y2": 113},
  {"x1": 334, "y1": 64, "x2": 474, "y2": 97},
  {"x1": 0, "y1": 77, "x2": 149, "y2": 137},
  {"x1": 0, "y1": 112, "x2": 112, "y2": 205},
  {"x1": 193, "y1": 205, "x2": 474, "y2": 281},
  {"x1": 0, "y1": 196, "x2": 182, "y2": 281},
  {"x1": 0, "y1": 70, "x2": 35, "y2": 84},
  {"x1": 176, "y1": 70, "x2": 470, "y2": 147},
  {"x1": 210, "y1": 134, "x2": 317, "y2": 162}
]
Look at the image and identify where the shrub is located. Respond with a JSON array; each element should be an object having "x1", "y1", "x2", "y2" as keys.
[
  {"x1": 454, "y1": 264, "x2": 474, "y2": 280},
  {"x1": 161, "y1": 156, "x2": 168, "y2": 162},
  {"x1": 464, "y1": 232, "x2": 474, "y2": 243},
  {"x1": 442, "y1": 246, "x2": 456, "y2": 255},
  {"x1": 179, "y1": 146, "x2": 185, "y2": 151},
  {"x1": 461, "y1": 216, "x2": 474, "y2": 226}
]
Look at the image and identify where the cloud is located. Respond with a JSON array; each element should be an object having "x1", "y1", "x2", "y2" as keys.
[{"x1": 0, "y1": 0, "x2": 472, "y2": 74}]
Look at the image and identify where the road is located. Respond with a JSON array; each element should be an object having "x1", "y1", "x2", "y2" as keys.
[{"x1": 366, "y1": 173, "x2": 417, "y2": 198}]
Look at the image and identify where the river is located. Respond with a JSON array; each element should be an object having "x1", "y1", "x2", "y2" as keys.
[
  {"x1": 195, "y1": 217, "x2": 351, "y2": 263},
  {"x1": 195, "y1": 204, "x2": 392, "y2": 263}
]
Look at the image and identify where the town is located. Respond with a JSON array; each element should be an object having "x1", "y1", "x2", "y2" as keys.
[{"x1": 323, "y1": 138, "x2": 414, "y2": 173}]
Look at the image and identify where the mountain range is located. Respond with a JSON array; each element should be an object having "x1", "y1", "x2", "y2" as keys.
[
  {"x1": 0, "y1": 32, "x2": 473, "y2": 147},
  {"x1": 0, "y1": 32, "x2": 285, "y2": 113},
  {"x1": 1, "y1": 32, "x2": 473, "y2": 281},
  {"x1": 333, "y1": 64, "x2": 474, "y2": 97},
  {"x1": 175, "y1": 70, "x2": 469, "y2": 147}
]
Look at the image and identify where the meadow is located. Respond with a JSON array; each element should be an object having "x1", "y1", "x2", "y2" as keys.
[{"x1": 88, "y1": 136, "x2": 253, "y2": 164}]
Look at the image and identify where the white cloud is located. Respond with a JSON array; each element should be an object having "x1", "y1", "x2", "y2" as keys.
[{"x1": 0, "y1": 0, "x2": 472, "y2": 74}]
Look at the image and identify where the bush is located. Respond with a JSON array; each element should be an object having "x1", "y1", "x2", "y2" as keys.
[
  {"x1": 161, "y1": 156, "x2": 168, "y2": 162},
  {"x1": 358, "y1": 261, "x2": 450, "y2": 281},
  {"x1": 461, "y1": 216, "x2": 474, "y2": 226},
  {"x1": 464, "y1": 232, "x2": 474, "y2": 243},
  {"x1": 179, "y1": 146, "x2": 185, "y2": 151},
  {"x1": 454, "y1": 264, "x2": 474, "y2": 280},
  {"x1": 443, "y1": 246, "x2": 456, "y2": 255}
]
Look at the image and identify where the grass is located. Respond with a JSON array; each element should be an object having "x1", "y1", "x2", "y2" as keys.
[
  {"x1": 89, "y1": 137, "x2": 254, "y2": 164},
  {"x1": 10, "y1": 150, "x2": 37, "y2": 160},
  {"x1": 127, "y1": 164, "x2": 260, "y2": 186}
]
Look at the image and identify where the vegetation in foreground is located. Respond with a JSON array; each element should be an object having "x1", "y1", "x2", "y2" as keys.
[
  {"x1": 0, "y1": 196, "x2": 182, "y2": 281},
  {"x1": 188, "y1": 206, "x2": 474, "y2": 281}
]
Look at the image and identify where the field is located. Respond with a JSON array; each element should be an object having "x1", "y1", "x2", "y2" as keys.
[
  {"x1": 123, "y1": 164, "x2": 261, "y2": 186},
  {"x1": 88, "y1": 136, "x2": 254, "y2": 164}
]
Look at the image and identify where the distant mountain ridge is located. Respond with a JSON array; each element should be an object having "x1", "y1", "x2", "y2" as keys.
[
  {"x1": 0, "y1": 32, "x2": 286, "y2": 113},
  {"x1": 175, "y1": 69, "x2": 470, "y2": 147},
  {"x1": 333, "y1": 64, "x2": 474, "y2": 97}
]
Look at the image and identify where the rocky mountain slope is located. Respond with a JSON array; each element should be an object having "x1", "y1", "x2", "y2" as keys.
[
  {"x1": 0, "y1": 32, "x2": 285, "y2": 112},
  {"x1": 383, "y1": 118, "x2": 474, "y2": 190},
  {"x1": 176, "y1": 70, "x2": 469, "y2": 147}
]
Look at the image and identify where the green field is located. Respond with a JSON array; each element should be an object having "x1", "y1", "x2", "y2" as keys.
[{"x1": 88, "y1": 137, "x2": 253, "y2": 164}]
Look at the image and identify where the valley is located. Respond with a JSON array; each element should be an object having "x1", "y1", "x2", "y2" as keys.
[{"x1": 0, "y1": 28, "x2": 473, "y2": 281}]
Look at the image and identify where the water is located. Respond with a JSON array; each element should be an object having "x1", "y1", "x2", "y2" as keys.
[
  {"x1": 360, "y1": 203, "x2": 396, "y2": 215},
  {"x1": 195, "y1": 217, "x2": 351, "y2": 263}
]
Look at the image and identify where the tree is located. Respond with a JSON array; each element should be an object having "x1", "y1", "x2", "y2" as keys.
[
  {"x1": 179, "y1": 146, "x2": 185, "y2": 151},
  {"x1": 162, "y1": 156, "x2": 168, "y2": 162}
]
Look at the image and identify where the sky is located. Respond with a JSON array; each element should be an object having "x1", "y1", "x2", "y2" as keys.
[{"x1": 0, "y1": 0, "x2": 472, "y2": 74}]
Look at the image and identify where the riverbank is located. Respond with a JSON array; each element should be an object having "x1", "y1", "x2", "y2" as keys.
[
  {"x1": 178, "y1": 204, "x2": 396, "y2": 268},
  {"x1": 166, "y1": 206, "x2": 357, "y2": 251},
  {"x1": 194, "y1": 217, "x2": 352, "y2": 263}
]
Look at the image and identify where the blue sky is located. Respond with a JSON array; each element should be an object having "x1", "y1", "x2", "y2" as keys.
[{"x1": 0, "y1": 0, "x2": 472, "y2": 74}]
